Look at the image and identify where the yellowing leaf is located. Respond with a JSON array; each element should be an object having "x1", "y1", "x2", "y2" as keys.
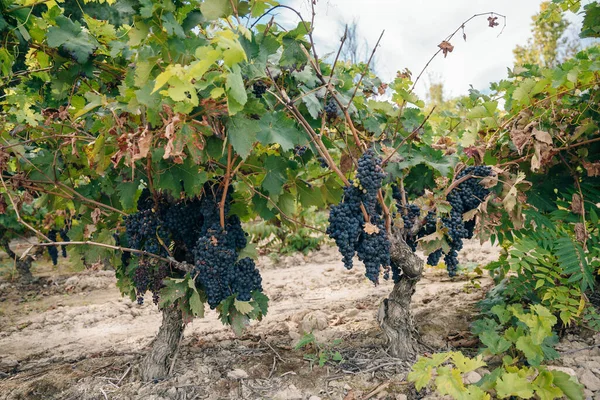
[
  {"x1": 364, "y1": 222, "x2": 380, "y2": 235},
  {"x1": 234, "y1": 299, "x2": 254, "y2": 314},
  {"x1": 496, "y1": 372, "x2": 535, "y2": 399},
  {"x1": 451, "y1": 353, "x2": 486, "y2": 374}
]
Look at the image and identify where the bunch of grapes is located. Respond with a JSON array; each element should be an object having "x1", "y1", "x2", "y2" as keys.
[
  {"x1": 59, "y1": 226, "x2": 70, "y2": 258},
  {"x1": 293, "y1": 145, "x2": 307, "y2": 157},
  {"x1": 123, "y1": 182, "x2": 263, "y2": 308},
  {"x1": 253, "y1": 81, "x2": 267, "y2": 98},
  {"x1": 192, "y1": 187, "x2": 260, "y2": 309},
  {"x1": 441, "y1": 165, "x2": 492, "y2": 275},
  {"x1": 356, "y1": 149, "x2": 387, "y2": 212},
  {"x1": 47, "y1": 230, "x2": 59, "y2": 265},
  {"x1": 317, "y1": 156, "x2": 329, "y2": 168},
  {"x1": 324, "y1": 98, "x2": 338, "y2": 119},
  {"x1": 327, "y1": 150, "x2": 391, "y2": 283}
]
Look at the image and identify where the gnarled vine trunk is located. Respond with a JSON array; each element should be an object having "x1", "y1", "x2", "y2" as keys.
[
  {"x1": 1, "y1": 238, "x2": 42, "y2": 283},
  {"x1": 377, "y1": 228, "x2": 424, "y2": 359},
  {"x1": 140, "y1": 305, "x2": 184, "y2": 381}
]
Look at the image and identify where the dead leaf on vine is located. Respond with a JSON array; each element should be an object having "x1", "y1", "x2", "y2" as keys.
[
  {"x1": 22, "y1": 191, "x2": 34, "y2": 205},
  {"x1": 464, "y1": 145, "x2": 485, "y2": 164},
  {"x1": 132, "y1": 127, "x2": 153, "y2": 162},
  {"x1": 488, "y1": 16, "x2": 499, "y2": 27},
  {"x1": 340, "y1": 153, "x2": 353, "y2": 174},
  {"x1": 84, "y1": 224, "x2": 97, "y2": 238},
  {"x1": 91, "y1": 208, "x2": 102, "y2": 224},
  {"x1": 378, "y1": 83, "x2": 388, "y2": 95},
  {"x1": 571, "y1": 193, "x2": 583, "y2": 215},
  {"x1": 531, "y1": 140, "x2": 554, "y2": 172},
  {"x1": 510, "y1": 129, "x2": 530, "y2": 155},
  {"x1": 163, "y1": 114, "x2": 184, "y2": 164},
  {"x1": 574, "y1": 223, "x2": 587, "y2": 243},
  {"x1": 438, "y1": 41, "x2": 454, "y2": 58},
  {"x1": 0, "y1": 196, "x2": 7, "y2": 214},
  {"x1": 210, "y1": 235, "x2": 219, "y2": 246},
  {"x1": 364, "y1": 222, "x2": 380, "y2": 235},
  {"x1": 463, "y1": 208, "x2": 478, "y2": 222},
  {"x1": 583, "y1": 161, "x2": 600, "y2": 177},
  {"x1": 532, "y1": 128, "x2": 553, "y2": 145}
]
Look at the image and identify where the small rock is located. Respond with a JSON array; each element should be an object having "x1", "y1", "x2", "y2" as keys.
[
  {"x1": 396, "y1": 395, "x2": 408, "y2": 400},
  {"x1": 165, "y1": 387, "x2": 177, "y2": 399},
  {"x1": 344, "y1": 383, "x2": 352, "y2": 390},
  {"x1": 0, "y1": 358, "x2": 18, "y2": 369},
  {"x1": 584, "y1": 389, "x2": 593, "y2": 400},
  {"x1": 463, "y1": 371, "x2": 482, "y2": 385},
  {"x1": 300, "y1": 311, "x2": 329, "y2": 335},
  {"x1": 547, "y1": 366, "x2": 577, "y2": 376},
  {"x1": 274, "y1": 384, "x2": 303, "y2": 400},
  {"x1": 227, "y1": 369, "x2": 248, "y2": 380},
  {"x1": 376, "y1": 391, "x2": 389, "y2": 399},
  {"x1": 309, "y1": 396, "x2": 322, "y2": 400},
  {"x1": 579, "y1": 370, "x2": 600, "y2": 391}
]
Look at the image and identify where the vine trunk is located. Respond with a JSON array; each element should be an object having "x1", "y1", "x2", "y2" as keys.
[
  {"x1": 377, "y1": 229, "x2": 423, "y2": 358},
  {"x1": 140, "y1": 305, "x2": 184, "y2": 381}
]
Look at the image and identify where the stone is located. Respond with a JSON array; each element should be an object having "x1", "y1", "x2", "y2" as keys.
[
  {"x1": 579, "y1": 370, "x2": 600, "y2": 391},
  {"x1": 227, "y1": 369, "x2": 249, "y2": 380},
  {"x1": 463, "y1": 371, "x2": 482, "y2": 385},
  {"x1": 300, "y1": 311, "x2": 329, "y2": 335},
  {"x1": 274, "y1": 384, "x2": 303, "y2": 400},
  {"x1": 308, "y1": 396, "x2": 322, "y2": 400},
  {"x1": 584, "y1": 389, "x2": 593, "y2": 400},
  {"x1": 395, "y1": 395, "x2": 408, "y2": 400}
]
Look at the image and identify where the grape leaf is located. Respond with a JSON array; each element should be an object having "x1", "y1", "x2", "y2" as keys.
[
  {"x1": 47, "y1": 16, "x2": 96, "y2": 63},
  {"x1": 201, "y1": 0, "x2": 233, "y2": 20},
  {"x1": 234, "y1": 298, "x2": 254, "y2": 314},
  {"x1": 227, "y1": 115, "x2": 260, "y2": 159},
  {"x1": 551, "y1": 371, "x2": 584, "y2": 400},
  {"x1": 495, "y1": 372, "x2": 535, "y2": 399},
  {"x1": 257, "y1": 112, "x2": 303, "y2": 151}
]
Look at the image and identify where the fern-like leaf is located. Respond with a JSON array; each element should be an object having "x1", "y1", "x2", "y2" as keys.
[{"x1": 555, "y1": 236, "x2": 594, "y2": 292}]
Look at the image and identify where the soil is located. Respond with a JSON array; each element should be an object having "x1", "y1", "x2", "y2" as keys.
[{"x1": 0, "y1": 240, "x2": 598, "y2": 400}]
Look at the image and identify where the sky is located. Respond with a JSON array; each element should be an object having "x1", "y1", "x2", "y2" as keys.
[{"x1": 276, "y1": 0, "x2": 584, "y2": 100}]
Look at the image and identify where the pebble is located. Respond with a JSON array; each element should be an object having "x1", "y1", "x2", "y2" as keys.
[
  {"x1": 396, "y1": 395, "x2": 408, "y2": 400},
  {"x1": 547, "y1": 366, "x2": 577, "y2": 376},
  {"x1": 579, "y1": 370, "x2": 600, "y2": 391},
  {"x1": 309, "y1": 396, "x2": 322, "y2": 400},
  {"x1": 273, "y1": 384, "x2": 303, "y2": 400},
  {"x1": 227, "y1": 369, "x2": 248, "y2": 380},
  {"x1": 463, "y1": 371, "x2": 482, "y2": 384}
]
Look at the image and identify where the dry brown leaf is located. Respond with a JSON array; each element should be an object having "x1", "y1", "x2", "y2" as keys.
[
  {"x1": 583, "y1": 161, "x2": 600, "y2": 177},
  {"x1": 532, "y1": 128, "x2": 553, "y2": 145},
  {"x1": 571, "y1": 193, "x2": 583, "y2": 215},
  {"x1": 488, "y1": 16, "x2": 499, "y2": 27},
  {"x1": 363, "y1": 222, "x2": 380, "y2": 235},
  {"x1": 340, "y1": 153, "x2": 353, "y2": 174},
  {"x1": 574, "y1": 223, "x2": 587, "y2": 243},
  {"x1": 510, "y1": 129, "x2": 531, "y2": 155},
  {"x1": 132, "y1": 127, "x2": 153, "y2": 162},
  {"x1": 438, "y1": 41, "x2": 454, "y2": 58},
  {"x1": 91, "y1": 208, "x2": 102, "y2": 224},
  {"x1": 84, "y1": 224, "x2": 97, "y2": 239},
  {"x1": 0, "y1": 196, "x2": 7, "y2": 214}
]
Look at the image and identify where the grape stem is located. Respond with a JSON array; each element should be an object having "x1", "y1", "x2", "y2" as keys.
[
  {"x1": 443, "y1": 174, "x2": 474, "y2": 197},
  {"x1": 219, "y1": 144, "x2": 233, "y2": 229}
]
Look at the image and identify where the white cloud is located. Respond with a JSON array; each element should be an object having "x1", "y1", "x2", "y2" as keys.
[{"x1": 276, "y1": 0, "x2": 577, "y2": 99}]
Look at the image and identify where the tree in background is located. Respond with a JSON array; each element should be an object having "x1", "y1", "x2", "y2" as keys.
[{"x1": 513, "y1": 1, "x2": 579, "y2": 68}]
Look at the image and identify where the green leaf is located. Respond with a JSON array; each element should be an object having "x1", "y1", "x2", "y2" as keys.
[
  {"x1": 251, "y1": 291, "x2": 269, "y2": 316},
  {"x1": 533, "y1": 369, "x2": 564, "y2": 400},
  {"x1": 47, "y1": 16, "x2": 96, "y2": 63},
  {"x1": 238, "y1": 245, "x2": 258, "y2": 260},
  {"x1": 261, "y1": 156, "x2": 287, "y2": 199},
  {"x1": 298, "y1": 181, "x2": 325, "y2": 208},
  {"x1": 495, "y1": 372, "x2": 535, "y2": 399},
  {"x1": 226, "y1": 65, "x2": 247, "y2": 111},
  {"x1": 234, "y1": 298, "x2": 255, "y2": 314},
  {"x1": 294, "y1": 333, "x2": 315, "y2": 350},
  {"x1": 257, "y1": 112, "x2": 303, "y2": 151},
  {"x1": 227, "y1": 115, "x2": 260, "y2": 159},
  {"x1": 435, "y1": 366, "x2": 467, "y2": 399},
  {"x1": 162, "y1": 12, "x2": 185, "y2": 38},
  {"x1": 230, "y1": 310, "x2": 250, "y2": 336},
  {"x1": 515, "y1": 336, "x2": 544, "y2": 366},
  {"x1": 479, "y1": 331, "x2": 512, "y2": 354},
  {"x1": 189, "y1": 289, "x2": 205, "y2": 318},
  {"x1": 280, "y1": 37, "x2": 308, "y2": 67},
  {"x1": 116, "y1": 181, "x2": 139, "y2": 210},
  {"x1": 451, "y1": 353, "x2": 486, "y2": 374},
  {"x1": 551, "y1": 371, "x2": 584, "y2": 400},
  {"x1": 159, "y1": 278, "x2": 189, "y2": 308},
  {"x1": 200, "y1": 0, "x2": 233, "y2": 20}
]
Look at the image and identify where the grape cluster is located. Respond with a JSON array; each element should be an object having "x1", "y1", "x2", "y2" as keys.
[
  {"x1": 123, "y1": 182, "x2": 263, "y2": 308},
  {"x1": 393, "y1": 166, "x2": 492, "y2": 277},
  {"x1": 317, "y1": 156, "x2": 329, "y2": 168},
  {"x1": 442, "y1": 165, "x2": 492, "y2": 276},
  {"x1": 356, "y1": 149, "x2": 387, "y2": 212},
  {"x1": 59, "y1": 226, "x2": 70, "y2": 258},
  {"x1": 253, "y1": 81, "x2": 267, "y2": 98},
  {"x1": 293, "y1": 145, "x2": 307, "y2": 157},
  {"x1": 324, "y1": 98, "x2": 338, "y2": 119},
  {"x1": 327, "y1": 150, "x2": 391, "y2": 283},
  {"x1": 47, "y1": 230, "x2": 58, "y2": 265}
]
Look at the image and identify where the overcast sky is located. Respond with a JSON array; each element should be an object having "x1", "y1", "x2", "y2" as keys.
[{"x1": 277, "y1": 0, "x2": 584, "y2": 100}]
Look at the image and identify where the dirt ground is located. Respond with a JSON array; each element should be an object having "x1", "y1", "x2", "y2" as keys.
[{"x1": 0, "y1": 240, "x2": 598, "y2": 400}]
